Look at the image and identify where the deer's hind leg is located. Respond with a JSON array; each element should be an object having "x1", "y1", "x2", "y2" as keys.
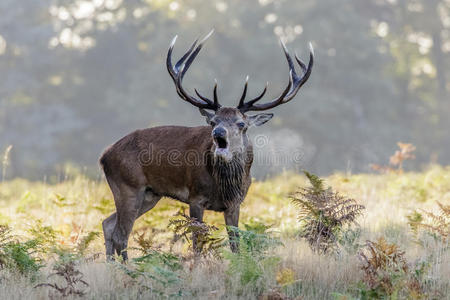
[
  {"x1": 102, "y1": 212, "x2": 117, "y2": 258},
  {"x1": 103, "y1": 182, "x2": 161, "y2": 260},
  {"x1": 102, "y1": 174, "x2": 122, "y2": 259},
  {"x1": 111, "y1": 183, "x2": 150, "y2": 261},
  {"x1": 101, "y1": 164, "x2": 144, "y2": 260}
]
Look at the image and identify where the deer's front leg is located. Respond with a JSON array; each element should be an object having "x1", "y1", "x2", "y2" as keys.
[
  {"x1": 224, "y1": 206, "x2": 240, "y2": 253},
  {"x1": 189, "y1": 203, "x2": 204, "y2": 255}
]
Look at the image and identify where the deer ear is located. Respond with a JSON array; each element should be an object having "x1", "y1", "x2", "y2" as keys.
[
  {"x1": 199, "y1": 108, "x2": 215, "y2": 123},
  {"x1": 248, "y1": 113, "x2": 274, "y2": 127}
]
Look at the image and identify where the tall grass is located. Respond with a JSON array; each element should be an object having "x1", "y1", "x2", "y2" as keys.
[
  {"x1": 2, "y1": 145, "x2": 12, "y2": 182},
  {"x1": 0, "y1": 167, "x2": 449, "y2": 299}
]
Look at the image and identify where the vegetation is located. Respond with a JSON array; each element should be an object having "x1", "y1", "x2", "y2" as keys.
[
  {"x1": 0, "y1": 167, "x2": 449, "y2": 299},
  {"x1": 34, "y1": 254, "x2": 89, "y2": 297},
  {"x1": 169, "y1": 209, "x2": 224, "y2": 258},
  {"x1": 371, "y1": 142, "x2": 417, "y2": 174},
  {"x1": 357, "y1": 237, "x2": 423, "y2": 299},
  {"x1": 223, "y1": 222, "x2": 282, "y2": 294},
  {"x1": 290, "y1": 171, "x2": 365, "y2": 253},
  {"x1": 407, "y1": 201, "x2": 450, "y2": 242}
]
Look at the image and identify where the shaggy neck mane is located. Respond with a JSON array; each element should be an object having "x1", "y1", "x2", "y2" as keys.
[{"x1": 212, "y1": 154, "x2": 245, "y2": 209}]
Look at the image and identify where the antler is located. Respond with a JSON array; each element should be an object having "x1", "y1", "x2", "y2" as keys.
[
  {"x1": 237, "y1": 41, "x2": 314, "y2": 113},
  {"x1": 167, "y1": 30, "x2": 221, "y2": 111}
]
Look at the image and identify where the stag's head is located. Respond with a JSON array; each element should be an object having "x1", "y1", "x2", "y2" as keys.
[{"x1": 167, "y1": 30, "x2": 314, "y2": 162}]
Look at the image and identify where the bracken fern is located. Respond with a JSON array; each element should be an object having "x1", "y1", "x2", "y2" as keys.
[
  {"x1": 358, "y1": 237, "x2": 425, "y2": 298},
  {"x1": 169, "y1": 209, "x2": 224, "y2": 258},
  {"x1": 408, "y1": 201, "x2": 449, "y2": 242},
  {"x1": 224, "y1": 223, "x2": 282, "y2": 294},
  {"x1": 35, "y1": 253, "x2": 88, "y2": 297},
  {"x1": 291, "y1": 171, "x2": 365, "y2": 254},
  {"x1": 0, "y1": 224, "x2": 44, "y2": 276}
]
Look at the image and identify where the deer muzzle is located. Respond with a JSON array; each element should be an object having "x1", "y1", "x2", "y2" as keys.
[{"x1": 212, "y1": 127, "x2": 232, "y2": 161}]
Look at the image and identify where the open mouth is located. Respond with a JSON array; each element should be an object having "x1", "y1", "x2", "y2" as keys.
[{"x1": 215, "y1": 136, "x2": 228, "y2": 149}]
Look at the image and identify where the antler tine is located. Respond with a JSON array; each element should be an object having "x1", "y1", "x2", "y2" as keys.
[
  {"x1": 281, "y1": 40, "x2": 297, "y2": 77},
  {"x1": 175, "y1": 39, "x2": 197, "y2": 72},
  {"x1": 179, "y1": 30, "x2": 214, "y2": 81},
  {"x1": 167, "y1": 35, "x2": 198, "y2": 80},
  {"x1": 284, "y1": 44, "x2": 314, "y2": 101},
  {"x1": 244, "y1": 81, "x2": 268, "y2": 107},
  {"x1": 237, "y1": 41, "x2": 314, "y2": 113},
  {"x1": 166, "y1": 29, "x2": 221, "y2": 110},
  {"x1": 247, "y1": 71, "x2": 293, "y2": 111},
  {"x1": 194, "y1": 79, "x2": 220, "y2": 107},
  {"x1": 238, "y1": 76, "x2": 249, "y2": 108},
  {"x1": 294, "y1": 52, "x2": 306, "y2": 74},
  {"x1": 194, "y1": 88, "x2": 212, "y2": 102},
  {"x1": 166, "y1": 35, "x2": 178, "y2": 80},
  {"x1": 237, "y1": 75, "x2": 269, "y2": 111},
  {"x1": 213, "y1": 79, "x2": 219, "y2": 107}
]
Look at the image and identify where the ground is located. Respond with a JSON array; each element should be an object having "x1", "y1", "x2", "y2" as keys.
[{"x1": 0, "y1": 166, "x2": 449, "y2": 299}]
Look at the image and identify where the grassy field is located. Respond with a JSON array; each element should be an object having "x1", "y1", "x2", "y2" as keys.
[{"x1": 0, "y1": 166, "x2": 449, "y2": 299}]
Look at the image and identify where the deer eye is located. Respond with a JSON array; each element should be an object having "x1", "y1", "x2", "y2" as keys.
[
  {"x1": 236, "y1": 122, "x2": 246, "y2": 129},
  {"x1": 209, "y1": 120, "x2": 217, "y2": 127}
]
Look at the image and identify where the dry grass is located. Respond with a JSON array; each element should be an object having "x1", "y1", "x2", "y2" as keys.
[{"x1": 0, "y1": 166, "x2": 449, "y2": 299}]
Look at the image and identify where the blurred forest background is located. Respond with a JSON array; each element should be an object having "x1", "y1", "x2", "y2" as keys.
[{"x1": 0, "y1": 0, "x2": 449, "y2": 180}]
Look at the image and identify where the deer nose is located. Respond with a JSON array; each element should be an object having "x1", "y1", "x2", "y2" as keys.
[{"x1": 212, "y1": 127, "x2": 227, "y2": 138}]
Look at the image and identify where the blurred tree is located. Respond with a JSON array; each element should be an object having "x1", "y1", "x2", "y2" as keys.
[
  {"x1": 369, "y1": 0, "x2": 450, "y2": 164},
  {"x1": 0, "y1": 0, "x2": 448, "y2": 179}
]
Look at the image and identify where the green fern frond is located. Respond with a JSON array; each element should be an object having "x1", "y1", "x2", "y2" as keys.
[
  {"x1": 303, "y1": 170, "x2": 325, "y2": 194},
  {"x1": 76, "y1": 231, "x2": 100, "y2": 255},
  {"x1": 292, "y1": 171, "x2": 365, "y2": 254}
]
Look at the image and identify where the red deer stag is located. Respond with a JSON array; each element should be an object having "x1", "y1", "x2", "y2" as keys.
[{"x1": 100, "y1": 31, "x2": 313, "y2": 260}]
